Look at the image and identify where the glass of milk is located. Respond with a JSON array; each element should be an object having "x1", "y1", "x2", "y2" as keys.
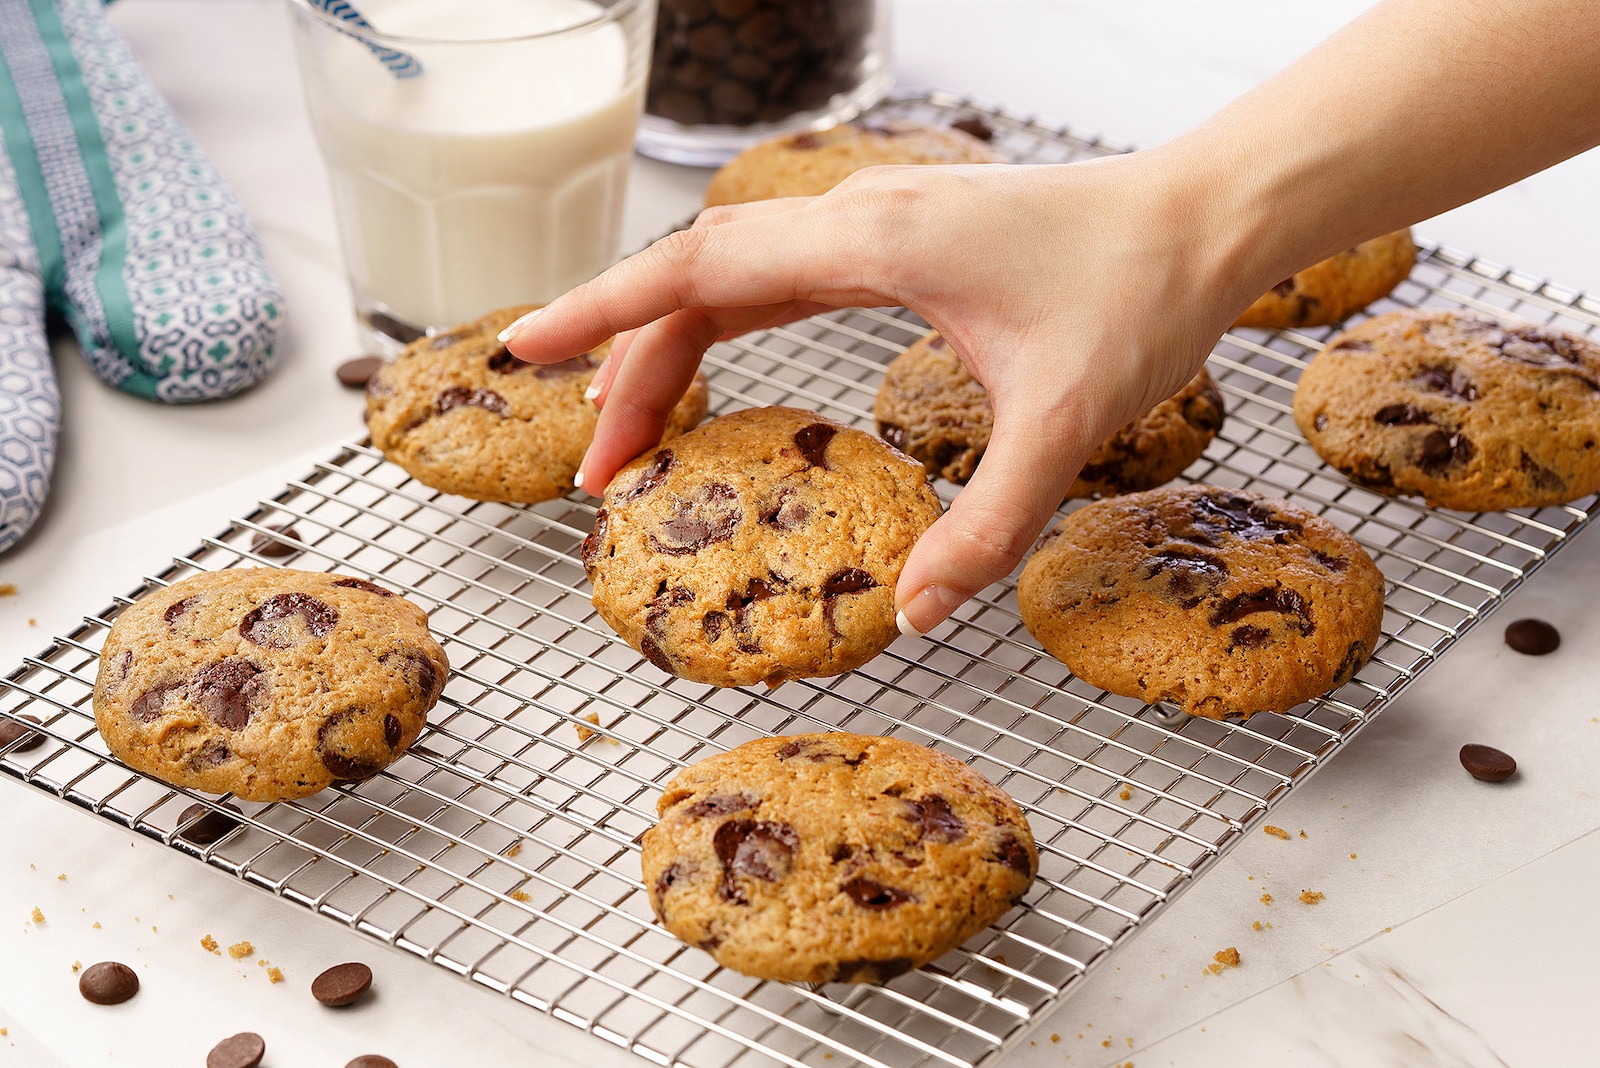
[{"x1": 285, "y1": 0, "x2": 654, "y2": 352}]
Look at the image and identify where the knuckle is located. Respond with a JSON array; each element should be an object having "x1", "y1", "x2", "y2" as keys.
[{"x1": 943, "y1": 510, "x2": 1034, "y2": 583}]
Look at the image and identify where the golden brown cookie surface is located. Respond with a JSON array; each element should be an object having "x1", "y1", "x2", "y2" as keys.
[
  {"x1": 1293, "y1": 309, "x2": 1600, "y2": 510},
  {"x1": 93, "y1": 568, "x2": 448, "y2": 801},
  {"x1": 1018, "y1": 486, "x2": 1385, "y2": 719},
  {"x1": 641, "y1": 733, "x2": 1037, "y2": 984},
  {"x1": 584, "y1": 406, "x2": 942, "y2": 688},
  {"x1": 1234, "y1": 230, "x2": 1417, "y2": 330},
  {"x1": 366, "y1": 305, "x2": 708, "y2": 503}
]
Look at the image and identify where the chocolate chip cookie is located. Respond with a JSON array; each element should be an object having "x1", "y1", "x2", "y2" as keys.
[
  {"x1": 703, "y1": 120, "x2": 1005, "y2": 207},
  {"x1": 584, "y1": 406, "x2": 942, "y2": 688},
  {"x1": 366, "y1": 305, "x2": 709, "y2": 503},
  {"x1": 1018, "y1": 485, "x2": 1385, "y2": 719},
  {"x1": 874, "y1": 331, "x2": 1226, "y2": 497},
  {"x1": 1293, "y1": 308, "x2": 1600, "y2": 510},
  {"x1": 642, "y1": 732, "x2": 1038, "y2": 984},
  {"x1": 1234, "y1": 230, "x2": 1417, "y2": 330},
  {"x1": 93, "y1": 568, "x2": 448, "y2": 801}
]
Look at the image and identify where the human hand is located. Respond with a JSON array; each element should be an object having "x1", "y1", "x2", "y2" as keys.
[{"x1": 501, "y1": 152, "x2": 1268, "y2": 634}]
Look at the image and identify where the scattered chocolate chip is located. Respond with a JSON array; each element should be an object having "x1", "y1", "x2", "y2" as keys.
[
  {"x1": 78, "y1": 961, "x2": 139, "y2": 1005},
  {"x1": 437, "y1": 386, "x2": 510, "y2": 417},
  {"x1": 1374, "y1": 403, "x2": 1434, "y2": 426},
  {"x1": 653, "y1": 863, "x2": 685, "y2": 909},
  {"x1": 651, "y1": 482, "x2": 742, "y2": 554},
  {"x1": 0, "y1": 714, "x2": 44, "y2": 752},
  {"x1": 190, "y1": 740, "x2": 232, "y2": 768},
  {"x1": 312, "y1": 961, "x2": 374, "y2": 1007},
  {"x1": 428, "y1": 330, "x2": 467, "y2": 350},
  {"x1": 1314, "y1": 413, "x2": 1328, "y2": 431},
  {"x1": 832, "y1": 957, "x2": 914, "y2": 984},
  {"x1": 1459, "y1": 743, "x2": 1516, "y2": 782},
  {"x1": 906, "y1": 794, "x2": 965, "y2": 843},
  {"x1": 581, "y1": 508, "x2": 610, "y2": 571},
  {"x1": 206, "y1": 1032, "x2": 266, "y2": 1068},
  {"x1": 177, "y1": 801, "x2": 243, "y2": 845},
  {"x1": 684, "y1": 793, "x2": 758, "y2": 818},
  {"x1": 1311, "y1": 549, "x2": 1349, "y2": 572},
  {"x1": 366, "y1": 311, "x2": 423, "y2": 344},
  {"x1": 617, "y1": 450, "x2": 675, "y2": 504},
  {"x1": 1417, "y1": 428, "x2": 1473, "y2": 471},
  {"x1": 794, "y1": 422, "x2": 838, "y2": 469},
  {"x1": 1504, "y1": 618, "x2": 1560, "y2": 655},
  {"x1": 950, "y1": 115, "x2": 993, "y2": 141},
  {"x1": 336, "y1": 356, "x2": 383, "y2": 388},
  {"x1": 239, "y1": 592, "x2": 338, "y2": 648},
  {"x1": 190, "y1": 658, "x2": 267, "y2": 730},
  {"x1": 345, "y1": 1057, "x2": 398, "y2": 1068},
  {"x1": 251, "y1": 524, "x2": 303, "y2": 558},
  {"x1": 333, "y1": 577, "x2": 394, "y2": 596},
  {"x1": 1334, "y1": 639, "x2": 1368, "y2": 685},
  {"x1": 639, "y1": 633, "x2": 675, "y2": 674},
  {"x1": 1496, "y1": 326, "x2": 1584, "y2": 367},
  {"x1": 1413, "y1": 363, "x2": 1479, "y2": 402},
  {"x1": 840, "y1": 876, "x2": 913, "y2": 910}
]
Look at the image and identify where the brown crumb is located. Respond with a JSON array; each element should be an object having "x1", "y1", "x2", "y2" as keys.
[
  {"x1": 71, "y1": 961, "x2": 81, "y2": 973},
  {"x1": 575, "y1": 712, "x2": 601, "y2": 742},
  {"x1": 1213, "y1": 947, "x2": 1240, "y2": 968},
  {"x1": 27, "y1": 618, "x2": 35, "y2": 626},
  {"x1": 228, "y1": 940, "x2": 254, "y2": 959},
  {"x1": 1252, "y1": 921, "x2": 1262, "y2": 931},
  {"x1": 1204, "y1": 963, "x2": 1223, "y2": 976},
  {"x1": 267, "y1": 966, "x2": 284, "y2": 984},
  {"x1": 30, "y1": 907, "x2": 44, "y2": 924},
  {"x1": 1263, "y1": 825, "x2": 1290, "y2": 840},
  {"x1": 1260, "y1": 893, "x2": 1272, "y2": 905},
  {"x1": 0, "y1": 583, "x2": 16, "y2": 596},
  {"x1": 1118, "y1": 783, "x2": 1132, "y2": 801},
  {"x1": 1299, "y1": 890, "x2": 1326, "y2": 905},
  {"x1": 1050, "y1": 1034, "x2": 1060, "y2": 1043},
  {"x1": 511, "y1": 890, "x2": 531, "y2": 903},
  {"x1": 1, "y1": 1027, "x2": 7, "y2": 1036},
  {"x1": 506, "y1": 843, "x2": 521, "y2": 858},
  {"x1": 1350, "y1": 853, "x2": 1358, "y2": 859},
  {"x1": 201, "y1": 934, "x2": 219, "y2": 954},
  {"x1": 1102, "y1": 1039, "x2": 1112, "y2": 1048},
  {"x1": 151, "y1": 926, "x2": 157, "y2": 934},
  {"x1": 1298, "y1": 830, "x2": 1308, "y2": 839},
  {"x1": 92, "y1": 922, "x2": 101, "y2": 929},
  {"x1": 56, "y1": 874, "x2": 65, "y2": 881}
]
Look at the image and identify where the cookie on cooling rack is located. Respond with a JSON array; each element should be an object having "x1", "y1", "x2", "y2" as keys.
[
  {"x1": 1018, "y1": 485, "x2": 1385, "y2": 719},
  {"x1": 642, "y1": 732, "x2": 1037, "y2": 984},
  {"x1": 93, "y1": 568, "x2": 448, "y2": 802},
  {"x1": 874, "y1": 330, "x2": 1226, "y2": 496},
  {"x1": 584, "y1": 406, "x2": 942, "y2": 688},
  {"x1": 1293, "y1": 308, "x2": 1600, "y2": 510},
  {"x1": 366, "y1": 305, "x2": 709, "y2": 503},
  {"x1": 703, "y1": 119, "x2": 1005, "y2": 207},
  {"x1": 1234, "y1": 229, "x2": 1417, "y2": 330}
]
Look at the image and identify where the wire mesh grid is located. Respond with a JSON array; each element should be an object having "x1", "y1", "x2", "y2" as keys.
[{"x1": 4, "y1": 89, "x2": 1600, "y2": 1068}]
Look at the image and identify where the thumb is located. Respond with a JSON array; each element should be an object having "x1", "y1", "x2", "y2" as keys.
[{"x1": 894, "y1": 401, "x2": 1096, "y2": 635}]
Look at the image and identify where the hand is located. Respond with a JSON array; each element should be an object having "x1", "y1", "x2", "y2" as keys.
[{"x1": 502, "y1": 151, "x2": 1266, "y2": 633}]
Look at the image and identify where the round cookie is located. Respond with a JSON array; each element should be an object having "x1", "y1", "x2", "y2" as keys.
[
  {"x1": 1018, "y1": 485, "x2": 1385, "y2": 719},
  {"x1": 642, "y1": 732, "x2": 1038, "y2": 984},
  {"x1": 1293, "y1": 308, "x2": 1600, "y2": 510},
  {"x1": 366, "y1": 305, "x2": 710, "y2": 503},
  {"x1": 703, "y1": 120, "x2": 1005, "y2": 207},
  {"x1": 584, "y1": 406, "x2": 942, "y2": 688},
  {"x1": 93, "y1": 568, "x2": 449, "y2": 801},
  {"x1": 1234, "y1": 230, "x2": 1417, "y2": 330},
  {"x1": 874, "y1": 331, "x2": 1226, "y2": 497}
]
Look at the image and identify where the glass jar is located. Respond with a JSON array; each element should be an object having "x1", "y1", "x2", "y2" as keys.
[{"x1": 635, "y1": 0, "x2": 892, "y2": 166}]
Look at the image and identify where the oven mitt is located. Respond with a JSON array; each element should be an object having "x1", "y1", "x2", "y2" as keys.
[{"x1": 0, "y1": 0, "x2": 285, "y2": 553}]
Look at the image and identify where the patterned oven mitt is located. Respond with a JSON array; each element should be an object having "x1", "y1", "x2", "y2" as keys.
[{"x1": 0, "y1": 0, "x2": 285, "y2": 553}]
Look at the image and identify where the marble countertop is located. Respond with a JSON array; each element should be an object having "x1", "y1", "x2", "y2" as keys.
[{"x1": 3, "y1": 2, "x2": 1598, "y2": 1066}]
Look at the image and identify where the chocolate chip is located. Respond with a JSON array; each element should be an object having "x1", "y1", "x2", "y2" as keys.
[
  {"x1": 1271, "y1": 277, "x2": 1297, "y2": 296},
  {"x1": 381, "y1": 651, "x2": 438, "y2": 699},
  {"x1": 1417, "y1": 429, "x2": 1473, "y2": 471},
  {"x1": 878, "y1": 422, "x2": 908, "y2": 451},
  {"x1": 1518, "y1": 451, "x2": 1566, "y2": 492},
  {"x1": 177, "y1": 802, "x2": 242, "y2": 845},
  {"x1": 992, "y1": 831, "x2": 1034, "y2": 876},
  {"x1": 651, "y1": 482, "x2": 742, "y2": 555},
  {"x1": 840, "y1": 876, "x2": 913, "y2": 910},
  {"x1": 130, "y1": 681, "x2": 183, "y2": 723},
  {"x1": 206, "y1": 1032, "x2": 266, "y2": 1068},
  {"x1": 684, "y1": 792, "x2": 758, "y2": 818},
  {"x1": 702, "y1": 611, "x2": 728, "y2": 643},
  {"x1": 759, "y1": 487, "x2": 810, "y2": 531},
  {"x1": 822, "y1": 568, "x2": 876, "y2": 598},
  {"x1": 1314, "y1": 413, "x2": 1328, "y2": 431},
  {"x1": 639, "y1": 633, "x2": 675, "y2": 674},
  {"x1": 190, "y1": 740, "x2": 231, "y2": 768},
  {"x1": 1193, "y1": 492, "x2": 1302, "y2": 542},
  {"x1": 336, "y1": 356, "x2": 383, "y2": 388},
  {"x1": 582, "y1": 508, "x2": 609, "y2": 571},
  {"x1": 653, "y1": 863, "x2": 686, "y2": 908},
  {"x1": 1328, "y1": 339, "x2": 1372, "y2": 352},
  {"x1": 383, "y1": 713, "x2": 403, "y2": 749},
  {"x1": 485, "y1": 345, "x2": 527, "y2": 375},
  {"x1": 366, "y1": 311, "x2": 423, "y2": 344},
  {"x1": 906, "y1": 794, "x2": 965, "y2": 843},
  {"x1": 78, "y1": 961, "x2": 139, "y2": 1005},
  {"x1": 1413, "y1": 363, "x2": 1479, "y2": 402},
  {"x1": 617, "y1": 450, "x2": 675, "y2": 504},
  {"x1": 0, "y1": 714, "x2": 44, "y2": 752},
  {"x1": 1496, "y1": 326, "x2": 1584, "y2": 367},
  {"x1": 312, "y1": 961, "x2": 374, "y2": 1007},
  {"x1": 714, "y1": 819, "x2": 799, "y2": 901},
  {"x1": 428, "y1": 329, "x2": 467, "y2": 350},
  {"x1": 318, "y1": 712, "x2": 383, "y2": 782},
  {"x1": 534, "y1": 354, "x2": 599, "y2": 379},
  {"x1": 1374, "y1": 403, "x2": 1434, "y2": 426},
  {"x1": 793, "y1": 422, "x2": 838, "y2": 469},
  {"x1": 950, "y1": 115, "x2": 994, "y2": 141},
  {"x1": 1334, "y1": 639, "x2": 1368, "y2": 685},
  {"x1": 333, "y1": 577, "x2": 394, "y2": 596},
  {"x1": 251, "y1": 524, "x2": 303, "y2": 557},
  {"x1": 365, "y1": 373, "x2": 393, "y2": 399},
  {"x1": 190, "y1": 658, "x2": 267, "y2": 730},
  {"x1": 437, "y1": 386, "x2": 510, "y2": 417},
  {"x1": 832, "y1": 957, "x2": 914, "y2": 984},
  {"x1": 1144, "y1": 549, "x2": 1229, "y2": 608},
  {"x1": 1311, "y1": 549, "x2": 1349, "y2": 572},
  {"x1": 774, "y1": 738, "x2": 817, "y2": 760},
  {"x1": 1504, "y1": 618, "x2": 1560, "y2": 655},
  {"x1": 1209, "y1": 586, "x2": 1314, "y2": 635},
  {"x1": 239, "y1": 592, "x2": 338, "y2": 648},
  {"x1": 1227, "y1": 625, "x2": 1273, "y2": 650},
  {"x1": 345, "y1": 1057, "x2": 398, "y2": 1068},
  {"x1": 1459, "y1": 743, "x2": 1516, "y2": 782},
  {"x1": 164, "y1": 595, "x2": 200, "y2": 626}
]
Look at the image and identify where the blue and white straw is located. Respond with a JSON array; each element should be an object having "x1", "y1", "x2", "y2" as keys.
[{"x1": 310, "y1": 0, "x2": 423, "y2": 79}]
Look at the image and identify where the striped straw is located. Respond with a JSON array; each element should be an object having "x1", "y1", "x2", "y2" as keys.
[{"x1": 309, "y1": 0, "x2": 424, "y2": 78}]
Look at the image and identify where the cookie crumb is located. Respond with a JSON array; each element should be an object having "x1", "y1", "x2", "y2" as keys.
[
  {"x1": 57, "y1": 874, "x2": 66, "y2": 881},
  {"x1": 30, "y1": 907, "x2": 44, "y2": 924},
  {"x1": 267, "y1": 966, "x2": 284, "y2": 984},
  {"x1": 511, "y1": 890, "x2": 531, "y2": 903},
  {"x1": 1118, "y1": 783, "x2": 1132, "y2": 801},
  {"x1": 1050, "y1": 1034, "x2": 1060, "y2": 1043},
  {"x1": 1298, "y1": 830, "x2": 1307, "y2": 839},
  {"x1": 1263, "y1": 825, "x2": 1290, "y2": 840},
  {"x1": 228, "y1": 941, "x2": 254, "y2": 960},
  {"x1": 506, "y1": 842, "x2": 521, "y2": 858},
  {"x1": 1251, "y1": 921, "x2": 1262, "y2": 931},
  {"x1": 1259, "y1": 893, "x2": 1272, "y2": 906},
  {"x1": 575, "y1": 712, "x2": 601, "y2": 742},
  {"x1": 0, "y1": 583, "x2": 16, "y2": 596},
  {"x1": 201, "y1": 935, "x2": 219, "y2": 954},
  {"x1": 1213, "y1": 947, "x2": 1240, "y2": 968},
  {"x1": 92, "y1": 921, "x2": 101, "y2": 929},
  {"x1": 1350, "y1": 852, "x2": 1357, "y2": 859},
  {"x1": 71, "y1": 961, "x2": 81, "y2": 973},
  {"x1": 1299, "y1": 889, "x2": 1326, "y2": 905}
]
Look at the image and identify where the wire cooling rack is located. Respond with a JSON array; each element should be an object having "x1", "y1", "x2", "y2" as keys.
[{"x1": 4, "y1": 90, "x2": 1600, "y2": 1068}]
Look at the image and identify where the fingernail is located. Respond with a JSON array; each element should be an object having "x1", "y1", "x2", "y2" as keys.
[
  {"x1": 496, "y1": 307, "x2": 542, "y2": 343},
  {"x1": 583, "y1": 382, "x2": 601, "y2": 402},
  {"x1": 896, "y1": 584, "x2": 960, "y2": 636},
  {"x1": 573, "y1": 469, "x2": 585, "y2": 490}
]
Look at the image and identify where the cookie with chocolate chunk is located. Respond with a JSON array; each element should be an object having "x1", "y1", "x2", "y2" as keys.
[
  {"x1": 642, "y1": 732, "x2": 1037, "y2": 984},
  {"x1": 1234, "y1": 230, "x2": 1417, "y2": 330},
  {"x1": 93, "y1": 568, "x2": 448, "y2": 801},
  {"x1": 874, "y1": 330, "x2": 1225, "y2": 496},
  {"x1": 703, "y1": 120, "x2": 1005, "y2": 208},
  {"x1": 366, "y1": 305, "x2": 709, "y2": 503},
  {"x1": 1018, "y1": 485, "x2": 1385, "y2": 719},
  {"x1": 1294, "y1": 308, "x2": 1600, "y2": 510},
  {"x1": 584, "y1": 406, "x2": 942, "y2": 688}
]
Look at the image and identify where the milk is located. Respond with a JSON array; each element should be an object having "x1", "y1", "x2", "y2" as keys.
[{"x1": 296, "y1": 0, "x2": 647, "y2": 331}]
